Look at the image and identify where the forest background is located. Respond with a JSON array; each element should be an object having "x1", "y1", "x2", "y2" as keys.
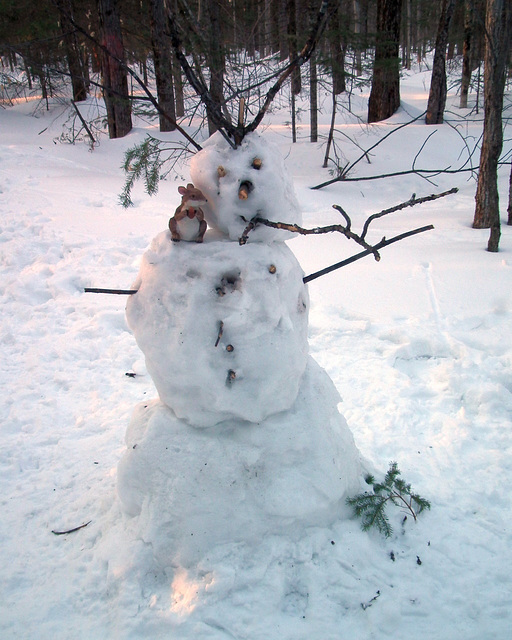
[{"x1": 1, "y1": 0, "x2": 511, "y2": 250}]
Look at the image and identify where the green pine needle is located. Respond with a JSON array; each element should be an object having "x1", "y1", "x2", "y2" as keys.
[{"x1": 347, "y1": 462, "x2": 430, "y2": 538}]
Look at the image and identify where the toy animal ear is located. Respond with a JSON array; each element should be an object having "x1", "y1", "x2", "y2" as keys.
[
  {"x1": 178, "y1": 186, "x2": 188, "y2": 196},
  {"x1": 186, "y1": 183, "x2": 195, "y2": 190}
]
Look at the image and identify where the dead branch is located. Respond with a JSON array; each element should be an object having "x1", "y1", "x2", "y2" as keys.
[
  {"x1": 84, "y1": 287, "x2": 138, "y2": 295},
  {"x1": 70, "y1": 100, "x2": 95, "y2": 145},
  {"x1": 303, "y1": 226, "x2": 435, "y2": 283},
  {"x1": 52, "y1": 520, "x2": 91, "y2": 535},
  {"x1": 240, "y1": 211, "x2": 379, "y2": 257},
  {"x1": 215, "y1": 321, "x2": 224, "y2": 347},
  {"x1": 360, "y1": 188, "x2": 458, "y2": 240},
  {"x1": 239, "y1": 188, "x2": 457, "y2": 254}
]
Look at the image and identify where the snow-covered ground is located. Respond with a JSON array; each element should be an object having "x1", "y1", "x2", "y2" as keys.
[{"x1": 1, "y1": 66, "x2": 511, "y2": 639}]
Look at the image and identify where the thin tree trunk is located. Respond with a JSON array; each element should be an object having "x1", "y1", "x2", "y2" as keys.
[
  {"x1": 323, "y1": 90, "x2": 337, "y2": 168},
  {"x1": 97, "y1": 0, "x2": 132, "y2": 139},
  {"x1": 425, "y1": 0, "x2": 456, "y2": 125},
  {"x1": 206, "y1": 0, "x2": 226, "y2": 136},
  {"x1": 288, "y1": 0, "x2": 301, "y2": 95},
  {"x1": 507, "y1": 162, "x2": 512, "y2": 225},
  {"x1": 291, "y1": 91, "x2": 297, "y2": 143},
  {"x1": 459, "y1": 0, "x2": 473, "y2": 108},
  {"x1": 473, "y1": 0, "x2": 512, "y2": 252},
  {"x1": 310, "y1": 52, "x2": 318, "y2": 143},
  {"x1": 172, "y1": 55, "x2": 185, "y2": 118},
  {"x1": 368, "y1": 0, "x2": 402, "y2": 123},
  {"x1": 149, "y1": 0, "x2": 176, "y2": 132}
]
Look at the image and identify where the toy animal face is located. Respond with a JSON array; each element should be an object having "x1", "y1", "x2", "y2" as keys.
[{"x1": 178, "y1": 183, "x2": 207, "y2": 206}]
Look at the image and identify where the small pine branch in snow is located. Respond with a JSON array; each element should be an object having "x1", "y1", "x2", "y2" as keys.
[{"x1": 347, "y1": 462, "x2": 430, "y2": 538}]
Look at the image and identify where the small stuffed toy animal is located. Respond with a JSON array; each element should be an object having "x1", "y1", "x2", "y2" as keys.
[{"x1": 169, "y1": 183, "x2": 207, "y2": 243}]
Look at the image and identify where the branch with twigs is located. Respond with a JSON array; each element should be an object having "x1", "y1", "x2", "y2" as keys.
[
  {"x1": 239, "y1": 188, "x2": 458, "y2": 281},
  {"x1": 239, "y1": 188, "x2": 457, "y2": 250}
]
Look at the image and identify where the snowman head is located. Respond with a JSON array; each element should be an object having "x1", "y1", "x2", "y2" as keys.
[{"x1": 190, "y1": 132, "x2": 302, "y2": 242}]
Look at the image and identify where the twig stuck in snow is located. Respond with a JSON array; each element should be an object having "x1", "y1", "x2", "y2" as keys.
[{"x1": 52, "y1": 520, "x2": 92, "y2": 535}]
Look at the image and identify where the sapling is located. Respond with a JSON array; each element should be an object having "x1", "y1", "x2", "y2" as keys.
[{"x1": 346, "y1": 462, "x2": 430, "y2": 538}]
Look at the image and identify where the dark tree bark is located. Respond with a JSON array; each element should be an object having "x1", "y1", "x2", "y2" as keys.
[
  {"x1": 148, "y1": 0, "x2": 176, "y2": 132},
  {"x1": 310, "y1": 51, "x2": 318, "y2": 142},
  {"x1": 367, "y1": 0, "x2": 402, "y2": 123},
  {"x1": 459, "y1": 0, "x2": 474, "y2": 108},
  {"x1": 56, "y1": 0, "x2": 88, "y2": 102},
  {"x1": 205, "y1": 0, "x2": 227, "y2": 137},
  {"x1": 507, "y1": 162, "x2": 512, "y2": 226},
  {"x1": 329, "y1": 1, "x2": 349, "y2": 94},
  {"x1": 288, "y1": 0, "x2": 302, "y2": 96},
  {"x1": 172, "y1": 55, "x2": 185, "y2": 118},
  {"x1": 473, "y1": 0, "x2": 512, "y2": 251},
  {"x1": 425, "y1": 0, "x2": 456, "y2": 124},
  {"x1": 97, "y1": 0, "x2": 132, "y2": 139}
]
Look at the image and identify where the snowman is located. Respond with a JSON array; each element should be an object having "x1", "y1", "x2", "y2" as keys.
[{"x1": 117, "y1": 132, "x2": 363, "y2": 568}]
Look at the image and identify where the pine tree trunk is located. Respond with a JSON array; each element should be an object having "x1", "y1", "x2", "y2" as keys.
[
  {"x1": 473, "y1": 0, "x2": 512, "y2": 252},
  {"x1": 352, "y1": 0, "x2": 362, "y2": 75},
  {"x1": 459, "y1": 0, "x2": 473, "y2": 109},
  {"x1": 97, "y1": 0, "x2": 132, "y2": 139},
  {"x1": 172, "y1": 55, "x2": 185, "y2": 118},
  {"x1": 206, "y1": 0, "x2": 226, "y2": 137},
  {"x1": 149, "y1": 0, "x2": 176, "y2": 132},
  {"x1": 425, "y1": 0, "x2": 456, "y2": 125},
  {"x1": 310, "y1": 52, "x2": 318, "y2": 143},
  {"x1": 56, "y1": 0, "x2": 88, "y2": 102},
  {"x1": 367, "y1": 0, "x2": 402, "y2": 123},
  {"x1": 288, "y1": 0, "x2": 301, "y2": 95},
  {"x1": 278, "y1": 0, "x2": 289, "y2": 60},
  {"x1": 329, "y1": 2, "x2": 348, "y2": 94},
  {"x1": 507, "y1": 163, "x2": 512, "y2": 225}
]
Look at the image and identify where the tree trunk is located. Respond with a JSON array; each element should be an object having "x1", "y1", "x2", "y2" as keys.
[
  {"x1": 367, "y1": 0, "x2": 402, "y2": 123},
  {"x1": 310, "y1": 52, "x2": 318, "y2": 143},
  {"x1": 148, "y1": 0, "x2": 176, "y2": 132},
  {"x1": 97, "y1": 0, "x2": 132, "y2": 139},
  {"x1": 459, "y1": 0, "x2": 473, "y2": 108},
  {"x1": 56, "y1": 0, "x2": 88, "y2": 102},
  {"x1": 507, "y1": 162, "x2": 512, "y2": 226},
  {"x1": 352, "y1": 0, "x2": 362, "y2": 75},
  {"x1": 172, "y1": 55, "x2": 185, "y2": 118},
  {"x1": 206, "y1": 0, "x2": 226, "y2": 137},
  {"x1": 425, "y1": 0, "x2": 456, "y2": 124},
  {"x1": 473, "y1": 0, "x2": 512, "y2": 252},
  {"x1": 288, "y1": 0, "x2": 301, "y2": 95},
  {"x1": 329, "y1": 1, "x2": 348, "y2": 94}
]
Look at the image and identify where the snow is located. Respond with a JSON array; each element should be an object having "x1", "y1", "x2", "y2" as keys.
[
  {"x1": 126, "y1": 234, "x2": 310, "y2": 426},
  {"x1": 190, "y1": 131, "x2": 302, "y2": 241},
  {"x1": 1, "y1": 66, "x2": 512, "y2": 640}
]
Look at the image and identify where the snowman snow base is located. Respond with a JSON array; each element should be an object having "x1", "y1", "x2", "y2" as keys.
[
  {"x1": 118, "y1": 357, "x2": 362, "y2": 567},
  {"x1": 117, "y1": 131, "x2": 364, "y2": 569}
]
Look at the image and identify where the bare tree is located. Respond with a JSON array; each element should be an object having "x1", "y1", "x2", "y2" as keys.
[
  {"x1": 472, "y1": 0, "x2": 512, "y2": 251},
  {"x1": 425, "y1": 0, "x2": 456, "y2": 124},
  {"x1": 459, "y1": 0, "x2": 485, "y2": 109}
]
